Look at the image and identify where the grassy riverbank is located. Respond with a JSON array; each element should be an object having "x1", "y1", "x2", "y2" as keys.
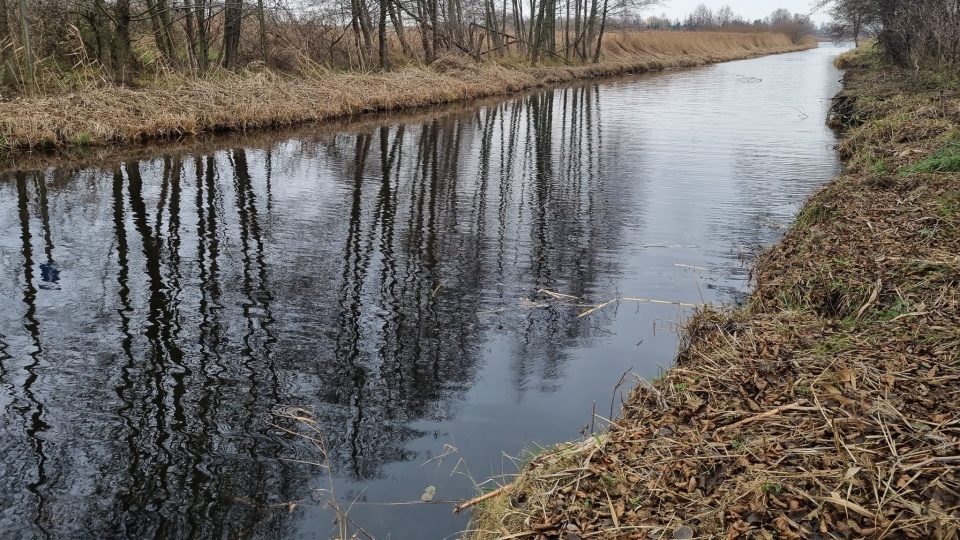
[
  {"x1": 0, "y1": 31, "x2": 811, "y2": 153},
  {"x1": 465, "y1": 47, "x2": 960, "y2": 539}
]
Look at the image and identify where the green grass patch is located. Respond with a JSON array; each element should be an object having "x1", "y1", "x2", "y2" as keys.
[
  {"x1": 814, "y1": 332, "x2": 854, "y2": 354},
  {"x1": 794, "y1": 201, "x2": 836, "y2": 229},
  {"x1": 936, "y1": 193, "x2": 960, "y2": 219},
  {"x1": 833, "y1": 43, "x2": 883, "y2": 69},
  {"x1": 730, "y1": 434, "x2": 747, "y2": 450},
  {"x1": 873, "y1": 297, "x2": 911, "y2": 321},
  {"x1": 71, "y1": 132, "x2": 92, "y2": 146},
  {"x1": 763, "y1": 482, "x2": 784, "y2": 495},
  {"x1": 872, "y1": 157, "x2": 890, "y2": 175},
  {"x1": 899, "y1": 143, "x2": 960, "y2": 175}
]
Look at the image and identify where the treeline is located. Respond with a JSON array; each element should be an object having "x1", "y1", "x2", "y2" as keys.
[
  {"x1": 823, "y1": 0, "x2": 960, "y2": 66},
  {"x1": 640, "y1": 5, "x2": 811, "y2": 33},
  {"x1": 631, "y1": 5, "x2": 815, "y2": 44},
  {"x1": 0, "y1": 0, "x2": 663, "y2": 91},
  {"x1": 0, "y1": 0, "x2": 821, "y2": 96}
]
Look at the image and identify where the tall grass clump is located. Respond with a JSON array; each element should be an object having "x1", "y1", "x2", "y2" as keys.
[{"x1": 899, "y1": 142, "x2": 960, "y2": 175}]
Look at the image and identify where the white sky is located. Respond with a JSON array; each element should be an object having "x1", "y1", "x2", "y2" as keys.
[{"x1": 651, "y1": 0, "x2": 831, "y2": 24}]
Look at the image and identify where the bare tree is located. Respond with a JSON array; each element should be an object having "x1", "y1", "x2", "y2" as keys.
[
  {"x1": 222, "y1": 0, "x2": 242, "y2": 69},
  {"x1": 828, "y1": 0, "x2": 876, "y2": 46},
  {"x1": 113, "y1": 0, "x2": 133, "y2": 84},
  {"x1": 820, "y1": 0, "x2": 960, "y2": 66},
  {"x1": 716, "y1": 5, "x2": 734, "y2": 27},
  {"x1": 687, "y1": 4, "x2": 714, "y2": 29},
  {"x1": 0, "y1": 0, "x2": 16, "y2": 86},
  {"x1": 18, "y1": 0, "x2": 35, "y2": 94},
  {"x1": 768, "y1": 8, "x2": 792, "y2": 25}
]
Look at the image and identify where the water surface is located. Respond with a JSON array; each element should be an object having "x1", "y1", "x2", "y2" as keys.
[{"x1": 0, "y1": 44, "x2": 848, "y2": 539}]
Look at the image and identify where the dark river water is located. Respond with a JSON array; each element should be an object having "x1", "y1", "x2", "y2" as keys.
[{"x1": 0, "y1": 43, "x2": 848, "y2": 539}]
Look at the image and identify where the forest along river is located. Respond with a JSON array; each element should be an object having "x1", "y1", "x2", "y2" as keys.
[{"x1": 0, "y1": 43, "x2": 848, "y2": 539}]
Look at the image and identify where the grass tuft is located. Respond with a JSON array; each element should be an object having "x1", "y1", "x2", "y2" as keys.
[{"x1": 899, "y1": 142, "x2": 960, "y2": 175}]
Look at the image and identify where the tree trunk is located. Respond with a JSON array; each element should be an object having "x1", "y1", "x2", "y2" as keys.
[
  {"x1": 512, "y1": 0, "x2": 526, "y2": 55},
  {"x1": 387, "y1": 1, "x2": 412, "y2": 57},
  {"x1": 429, "y1": 0, "x2": 440, "y2": 57},
  {"x1": 417, "y1": 0, "x2": 434, "y2": 63},
  {"x1": 532, "y1": 0, "x2": 546, "y2": 62},
  {"x1": 0, "y1": 0, "x2": 16, "y2": 86},
  {"x1": 572, "y1": 0, "x2": 581, "y2": 59},
  {"x1": 360, "y1": 0, "x2": 375, "y2": 65},
  {"x1": 257, "y1": 0, "x2": 268, "y2": 60},
  {"x1": 379, "y1": 0, "x2": 389, "y2": 69},
  {"x1": 144, "y1": 0, "x2": 172, "y2": 59},
  {"x1": 221, "y1": 0, "x2": 242, "y2": 69},
  {"x1": 196, "y1": 0, "x2": 210, "y2": 72},
  {"x1": 349, "y1": 0, "x2": 374, "y2": 68},
  {"x1": 483, "y1": 0, "x2": 501, "y2": 54},
  {"x1": 183, "y1": 0, "x2": 199, "y2": 70},
  {"x1": 584, "y1": 0, "x2": 598, "y2": 61},
  {"x1": 156, "y1": 0, "x2": 177, "y2": 63},
  {"x1": 591, "y1": 0, "x2": 608, "y2": 63},
  {"x1": 88, "y1": 1, "x2": 114, "y2": 73},
  {"x1": 18, "y1": 0, "x2": 35, "y2": 95},
  {"x1": 113, "y1": 0, "x2": 133, "y2": 84}
]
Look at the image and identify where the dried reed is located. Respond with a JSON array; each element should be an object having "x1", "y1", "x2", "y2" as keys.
[{"x1": 0, "y1": 31, "x2": 812, "y2": 153}]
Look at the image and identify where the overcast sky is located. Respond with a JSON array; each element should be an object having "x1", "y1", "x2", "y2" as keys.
[{"x1": 652, "y1": 0, "x2": 831, "y2": 24}]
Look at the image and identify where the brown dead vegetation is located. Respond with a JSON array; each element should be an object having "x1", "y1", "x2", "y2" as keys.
[
  {"x1": 0, "y1": 31, "x2": 810, "y2": 153},
  {"x1": 465, "y1": 47, "x2": 960, "y2": 540}
]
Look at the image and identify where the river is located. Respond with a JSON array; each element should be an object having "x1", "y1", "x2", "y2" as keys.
[{"x1": 0, "y1": 43, "x2": 848, "y2": 539}]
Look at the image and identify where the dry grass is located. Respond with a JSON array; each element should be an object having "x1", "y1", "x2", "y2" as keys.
[
  {"x1": 0, "y1": 31, "x2": 811, "y2": 153},
  {"x1": 466, "y1": 48, "x2": 960, "y2": 540},
  {"x1": 600, "y1": 31, "x2": 813, "y2": 65}
]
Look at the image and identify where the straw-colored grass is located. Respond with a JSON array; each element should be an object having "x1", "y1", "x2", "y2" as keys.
[
  {"x1": 466, "y1": 47, "x2": 960, "y2": 540},
  {"x1": 0, "y1": 31, "x2": 811, "y2": 152},
  {"x1": 600, "y1": 30, "x2": 812, "y2": 64}
]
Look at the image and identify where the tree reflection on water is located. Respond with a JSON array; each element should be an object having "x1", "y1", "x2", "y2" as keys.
[{"x1": 0, "y1": 83, "x2": 621, "y2": 538}]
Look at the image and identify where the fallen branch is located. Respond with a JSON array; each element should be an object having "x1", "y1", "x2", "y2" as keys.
[
  {"x1": 621, "y1": 296, "x2": 701, "y2": 308},
  {"x1": 454, "y1": 484, "x2": 511, "y2": 514},
  {"x1": 578, "y1": 298, "x2": 617, "y2": 318},
  {"x1": 716, "y1": 401, "x2": 810, "y2": 433}
]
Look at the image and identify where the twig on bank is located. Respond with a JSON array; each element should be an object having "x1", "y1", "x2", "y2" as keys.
[
  {"x1": 454, "y1": 484, "x2": 512, "y2": 514},
  {"x1": 716, "y1": 401, "x2": 812, "y2": 433}
]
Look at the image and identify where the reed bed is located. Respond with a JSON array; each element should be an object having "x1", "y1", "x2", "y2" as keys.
[
  {"x1": 0, "y1": 31, "x2": 811, "y2": 152},
  {"x1": 600, "y1": 31, "x2": 808, "y2": 64},
  {"x1": 466, "y1": 47, "x2": 960, "y2": 539}
]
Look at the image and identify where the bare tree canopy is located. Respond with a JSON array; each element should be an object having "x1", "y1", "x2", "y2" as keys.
[
  {"x1": 0, "y1": 0, "x2": 823, "y2": 95},
  {"x1": 818, "y1": 0, "x2": 960, "y2": 66}
]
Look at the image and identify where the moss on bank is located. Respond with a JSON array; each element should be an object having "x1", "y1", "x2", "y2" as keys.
[
  {"x1": 465, "y1": 47, "x2": 960, "y2": 540},
  {"x1": 0, "y1": 32, "x2": 811, "y2": 154}
]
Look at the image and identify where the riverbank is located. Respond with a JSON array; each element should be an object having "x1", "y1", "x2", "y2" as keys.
[
  {"x1": 465, "y1": 46, "x2": 960, "y2": 539},
  {"x1": 0, "y1": 31, "x2": 812, "y2": 153}
]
